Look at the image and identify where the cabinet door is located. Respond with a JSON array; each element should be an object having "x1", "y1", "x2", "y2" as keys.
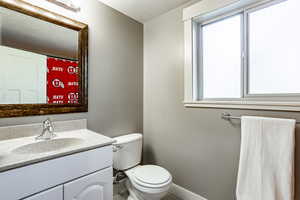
[
  {"x1": 24, "y1": 186, "x2": 63, "y2": 200},
  {"x1": 64, "y1": 167, "x2": 113, "y2": 200}
]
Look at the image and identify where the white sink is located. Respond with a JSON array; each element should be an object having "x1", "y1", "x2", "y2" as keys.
[
  {"x1": 12, "y1": 138, "x2": 84, "y2": 154},
  {"x1": 0, "y1": 129, "x2": 115, "y2": 173}
]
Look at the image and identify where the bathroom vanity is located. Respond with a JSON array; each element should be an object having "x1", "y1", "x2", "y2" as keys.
[{"x1": 0, "y1": 120, "x2": 115, "y2": 200}]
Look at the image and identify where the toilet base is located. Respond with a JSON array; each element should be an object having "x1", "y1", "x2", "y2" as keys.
[
  {"x1": 126, "y1": 180, "x2": 143, "y2": 200},
  {"x1": 127, "y1": 195, "x2": 138, "y2": 200},
  {"x1": 126, "y1": 179, "x2": 167, "y2": 200}
]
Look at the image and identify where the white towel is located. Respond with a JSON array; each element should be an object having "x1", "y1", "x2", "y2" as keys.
[{"x1": 236, "y1": 116, "x2": 295, "y2": 200}]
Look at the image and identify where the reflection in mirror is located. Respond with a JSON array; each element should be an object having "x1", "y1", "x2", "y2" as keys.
[{"x1": 0, "y1": 7, "x2": 80, "y2": 105}]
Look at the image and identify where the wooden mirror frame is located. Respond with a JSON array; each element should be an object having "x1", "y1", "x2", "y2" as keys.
[{"x1": 0, "y1": 0, "x2": 88, "y2": 117}]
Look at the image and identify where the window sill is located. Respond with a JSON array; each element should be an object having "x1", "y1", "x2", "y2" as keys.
[{"x1": 184, "y1": 100, "x2": 300, "y2": 111}]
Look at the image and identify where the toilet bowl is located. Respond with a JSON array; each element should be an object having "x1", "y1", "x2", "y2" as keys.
[
  {"x1": 113, "y1": 134, "x2": 172, "y2": 200},
  {"x1": 125, "y1": 165, "x2": 172, "y2": 200}
]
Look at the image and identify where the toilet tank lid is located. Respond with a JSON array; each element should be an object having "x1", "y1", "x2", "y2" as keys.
[{"x1": 113, "y1": 133, "x2": 142, "y2": 145}]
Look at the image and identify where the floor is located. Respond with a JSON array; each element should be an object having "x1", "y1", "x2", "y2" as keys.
[
  {"x1": 113, "y1": 180, "x2": 181, "y2": 200},
  {"x1": 113, "y1": 193, "x2": 180, "y2": 200}
]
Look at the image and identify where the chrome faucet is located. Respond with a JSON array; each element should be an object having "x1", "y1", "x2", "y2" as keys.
[{"x1": 36, "y1": 118, "x2": 56, "y2": 140}]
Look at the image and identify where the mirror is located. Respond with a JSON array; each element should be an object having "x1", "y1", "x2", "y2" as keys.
[{"x1": 0, "y1": 0, "x2": 88, "y2": 117}]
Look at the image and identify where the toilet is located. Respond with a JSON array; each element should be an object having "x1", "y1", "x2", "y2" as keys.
[{"x1": 113, "y1": 133, "x2": 172, "y2": 200}]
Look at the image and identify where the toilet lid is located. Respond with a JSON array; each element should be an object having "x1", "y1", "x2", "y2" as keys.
[{"x1": 133, "y1": 165, "x2": 171, "y2": 186}]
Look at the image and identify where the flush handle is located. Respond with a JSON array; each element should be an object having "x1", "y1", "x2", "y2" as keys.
[{"x1": 113, "y1": 144, "x2": 123, "y2": 152}]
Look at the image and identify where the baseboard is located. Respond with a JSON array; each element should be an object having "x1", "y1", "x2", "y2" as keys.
[{"x1": 169, "y1": 184, "x2": 207, "y2": 200}]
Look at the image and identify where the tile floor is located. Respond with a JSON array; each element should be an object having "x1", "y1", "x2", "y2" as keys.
[
  {"x1": 113, "y1": 193, "x2": 180, "y2": 200},
  {"x1": 113, "y1": 180, "x2": 181, "y2": 200}
]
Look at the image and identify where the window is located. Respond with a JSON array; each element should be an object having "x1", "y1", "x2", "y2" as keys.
[
  {"x1": 248, "y1": 0, "x2": 300, "y2": 95},
  {"x1": 191, "y1": 0, "x2": 300, "y2": 106},
  {"x1": 201, "y1": 15, "x2": 242, "y2": 99}
]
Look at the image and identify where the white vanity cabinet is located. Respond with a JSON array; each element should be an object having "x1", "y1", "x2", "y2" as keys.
[
  {"x1": 0, "y1": 146, "x2": 113, "y2": 200},
  {"x1": 64, "y1": 167, "x2": 113, "y2": 200},
  {"x1": 24, "y1": 186, "x2": 63, "y2": 200},
  {"x1": 24, "y1": 168, "x2": 112, "y2": 200}
]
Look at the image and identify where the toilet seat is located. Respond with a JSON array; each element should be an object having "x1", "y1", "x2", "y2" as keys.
[
  {"x1": 125, "y1": 165, "x2": 173, "y2": 199},
  {"x1": 132, "y1": 165, "x2": 172, "y2": 188},
  {"x1": 126, "y1": 166, "x2": 172, "y2": 197}
]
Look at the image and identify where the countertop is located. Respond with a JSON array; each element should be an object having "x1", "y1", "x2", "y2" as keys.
[{"x1": 0, "y1": 129, "x2": 115, "y2": 173}]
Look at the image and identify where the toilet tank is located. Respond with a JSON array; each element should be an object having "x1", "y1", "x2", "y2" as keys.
[{"x1": 113, "y1": 133, "x2": 143, "y2": 170}]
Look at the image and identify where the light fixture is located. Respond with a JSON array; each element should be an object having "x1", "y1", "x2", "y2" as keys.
[{"x1": 45, "y1": 0, "x2": 80, "y2": 12}]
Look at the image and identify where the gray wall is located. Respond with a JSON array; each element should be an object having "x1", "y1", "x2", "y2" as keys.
[
  {"x1": 0, "y1": 0, "x2": 143, "y2": 138},
  {"x1": 143, "y1": 4, "x2": 300, "y2": 200}
]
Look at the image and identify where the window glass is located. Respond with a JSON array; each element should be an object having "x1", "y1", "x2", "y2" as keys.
[
  {"x1": 248, "y1": 0, "x2": 300, "y2": 94},
  {"x1": 202, "y1": 15, "x2": 242, "y2": 98}
]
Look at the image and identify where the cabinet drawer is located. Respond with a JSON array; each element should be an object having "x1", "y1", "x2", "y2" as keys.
[
  {"x1": 24, "y1": 186, "x2": 63, "y2": 200},
  {"x1": 64, "y1": 167, "x2": 113, "y2": 200}
]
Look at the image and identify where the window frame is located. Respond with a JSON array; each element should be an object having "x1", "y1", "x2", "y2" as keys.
[
  {"x1": 196, "y1": 12, "x2": 245, "y2": 101},
  {"x1": 244, "y1": 0, "x2": 300, "y2": 99},
  {"x1": 192, "y1": 0, "x2": 300, "y2": 103}
]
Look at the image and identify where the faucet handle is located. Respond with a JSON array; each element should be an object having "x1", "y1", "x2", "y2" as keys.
[
  {"x1": 36, "y1": 118, "x2": 56, "y2": 140},
  {"x1": 43, "y1": 118, "x2": 51, "y2": 124},
  {"x1": 43, "y1": 118, "x2": 54, "y2": 130}
]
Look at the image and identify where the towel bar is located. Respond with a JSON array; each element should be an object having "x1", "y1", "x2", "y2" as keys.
[{"x1": 221, "y1": 112, "x2": 300, "y2": 124}]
